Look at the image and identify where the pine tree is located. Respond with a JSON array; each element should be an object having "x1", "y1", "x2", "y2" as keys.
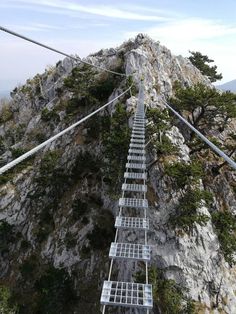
[{"x1": 188, "y1": 51, "x2": 223, "y2": 82}]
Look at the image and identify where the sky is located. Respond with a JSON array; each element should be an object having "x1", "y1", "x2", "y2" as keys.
[{"x1": 0, "y1": 0, "x2": 236, "y2": 94}]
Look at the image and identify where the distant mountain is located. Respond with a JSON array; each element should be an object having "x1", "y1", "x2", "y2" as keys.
[{"x1": 217, "y1": 79, "x2": 236, "y2": 92}]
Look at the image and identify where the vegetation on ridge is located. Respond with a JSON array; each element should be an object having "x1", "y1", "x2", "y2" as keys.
[
  {"x1": 135, "y1": 267, "x2": 196, "y2": 313},
  {"x1": 170, "y1": 83, "x2": 236, "y2": 138},
  {"x1": 188, "y1": 51, "x2": 222, "y2": 82}
]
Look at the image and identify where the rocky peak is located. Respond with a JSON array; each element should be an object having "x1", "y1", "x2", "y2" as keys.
[{"x1": 0, "y1": 35, "x2": 235, "y2": 313}]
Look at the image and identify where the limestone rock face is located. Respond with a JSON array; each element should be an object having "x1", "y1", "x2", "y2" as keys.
[{"x1": 0, "y1": 34, "x2": 235, "y2": 313}]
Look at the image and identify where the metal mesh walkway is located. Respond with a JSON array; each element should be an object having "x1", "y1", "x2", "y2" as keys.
[
  {"x1": 109, "y1": 242, "x2": 151, "y2": 261},
  {"x1": 115, "y1": 216, "x2": 149, "y2": 230},
  {"x1": 101, "y1": 96, "x2": 153, "y2": 313},
  {"x1": 101, "y1": 281, "x2": 153, "y2": 309}
]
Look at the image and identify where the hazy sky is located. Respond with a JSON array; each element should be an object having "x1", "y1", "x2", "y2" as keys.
[{"x1": 1, "y1": 0, "x2": 236, "y2": 93}]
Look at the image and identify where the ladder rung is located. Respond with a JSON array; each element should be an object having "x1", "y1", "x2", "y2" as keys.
[
  {"x1": 124, "y1": 172, "x2": 147, "y2": 180},
  {"x1": 126, "y1": 163, "x2": 146, "y2": 170},
  {"x1": 128, "y1": 148, "x2": 145, "y2": 154},
  {"x1": 133, "y1": 121, "x2": 145, "y2": 124},
  {"x1": 127, "y1": 155, "x2": 146, "y2": 161},
  {"x1": 131, "y1": 134, "x2": 145, "y2": 139},
  {"x1": 119, "y1": 198, "x2": 148, "y2": 208},
  {"x1": 109, "y1": 242, "x2": 151, "y2": 261},
  {"x1": 130, "y1": 143, "x2": 145, "y2": 149},
  {"x1": 130, "y1": 138, "x2": 145, "y2": 144},
  {"x1": 133, "y1": 125, "x2": 145, "y2": 129},
  {"x1": 132, "y1": 130, "x2": 145, "y2": 135},
  {"x1": 122, "y1": 183, "x2": 147, "y2": 192},
  {"x1": 133, "y1": 126, "x2": 145, "y2": 130},
  {"x1": 134, "y1": 119, "x2": 145, "y2": 122},
  {"x1": 101, "y1": 281, "x2": 153, "y2": 309},
  {"x1": 115, "y1": 216, "x2": 149, "y2": 229}
]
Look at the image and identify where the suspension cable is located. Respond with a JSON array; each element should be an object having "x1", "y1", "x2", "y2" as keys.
[
  {"x1": 0, "y1": 26, "x2": 127, "y2": 77},
  {"x1": 163, "y1": 99, "x2": 236, "y2": 171},
  {"x1": 0, "y1": 86, "x2": 131, "y2": 175}
]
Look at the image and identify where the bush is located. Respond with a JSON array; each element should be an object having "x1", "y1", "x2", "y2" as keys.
[
  {"x1": 102, "y1": 103, "x2": 131, "y2": 191},
  {"x1": 0, "y1": 221, "x2": 15, "y2": 253},
  {"x1": 72, "y1": 199, "x2": 88, "y2": 220},
  {"x1": 20, "y1": 257, "x2": 37, "y2": 278},
  {"x1": 126, "y1": 75, "x2": 138, "y2": 94},
  {"x1": 0, "y1": 156, "x2": 35, "y2": 186},
  {"x1": 0, "y1": 285, "x2": 18, "y2": 314},
  {"x1": 212, "y1": 210, "x2": 236, "y2": 265},
  {"x1": 165, "y1": 161, "x2": 203, "y2": 189},
  {"x1": 34, "y1": 266, "x2": 77, "y2": 314},
  {"x1": 135, "y1": 267, "x2": 195, "y2": 314},
  {"x1": 0, "y1": 104, "x2": 13, "y2": 124},
  {"x1": 10, "y1": 147, "x2": 28, "y2": 159},
  {"x1": 64, "y1": 63, "x2": 123, "y2": 118},
  {"x1": 171, "y1": 188, "x2": 213, "y2": 232},
  {"x1": 87, "y1": 210, "x2": 115, "y2": 250},
  {"x1": 147, "y1": 108, "x2": 171, "y2": 133},
  {"x1": 154, "y1": 135, "x2": 179, "y2": 156},
  {"x1": 41, "y1": 108, "x2": 60, "y2": 123},
  {"x1": 72, "y1": 151, "x2": 102, "y2": 178},
  {"x1": 39, "y1": 150, "x2": 61, "y2": 175}
]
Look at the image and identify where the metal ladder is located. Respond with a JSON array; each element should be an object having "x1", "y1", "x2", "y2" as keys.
[{"x1": 101, "y1": 103, "x2": 153, "y2": 312}]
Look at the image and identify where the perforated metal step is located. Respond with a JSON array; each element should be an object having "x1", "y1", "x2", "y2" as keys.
[
  {"x1": 109, "y1": 242, "x2": 151, "y2": 261},
  {"x1": 131, "y1": 134, "x2": 145, "y2": 139},
  {"x1": 119, "y1": 198, "x2": 148, "y2": 208},
  {"x1": 128, "y1": 148, "x2": 145, "y2": 154},
  {"x1": 132, "y1": 130, "x2": 145, "y2": 135},
  {"x1": 134, "y1": 121, "x2": 145, "y2": 124},
  {"x1": 127, "y1": 155, "x2": 146, "y2": 161},
  {"x1": 133, "y1": 126, "x2": 145, "y2": 131},
  {"x1": 134, "y1": 119, "x2": 146, "y2": 123},
  {"x1": 101, "y1": 281, "x2": 153, "y2": 309},
  {"x1": 129, "y1": 143, "x2": 145, "y2": 149},
  {"x1": 124, "y1": 172, "x2": 147, "y2": 180},
  {"x1": 133, "y1": 125, "x2": 145, "y2": 130},
  {"x1": 122, "y1": 183, "x2": 147, "y2": 192},
  {"x1": 130, "y1": 138, "x2": 145, "y2": 144},
  {"x1": 115, "y1": 216, "x2": 149, "y2": 230},
  {"x1": 126, "y1": 163, "x2": 146, "y2": 170}
]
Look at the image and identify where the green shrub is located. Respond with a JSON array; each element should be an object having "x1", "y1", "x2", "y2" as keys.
[
  {"x1": 135, "y1": 267, "x2": 195, "y2": 314},
  {"x1": 126, "y1": 75, "x2": 138, "y2": 94},
  {"x1": 10, "y1": 147, "x2": 28, "y2": 159},
  {"x1": 0, "y1": 157, "x2": 35, "y2": 186},
  {"x1": 165, "y1": 161, "x2": 203, "y2": 189},
  {"x1": 0, "y1": 105, "x2": 13, "y2": 123},
  {"x1": 171, "y1": 188, "x2": 213, "y2": 232},
  {"x1": 147, "y1": 108, "x2": 171, "y2": 133},
  {"x1": 34, "y1": 266, "x2": 77, "y2": 314},
  {"x1": 41, "y1": 107, "x2": 60, "y2": 123},
  {"x1": 64, "y1": 63, "x2": 123, "y2": 118},
  {"x1": 154, "y1": 135, "x2": 179, "y2": 156},
  {"x1": 0, "y1": 174, "x2": 10, "y2": 185},
  {"x1": 72, "y1": 199, "x2": 88, "y2": 220},
  {"x1": 102, "y1": 103, "x2": 131, "y2": 191},
  {"x1": 0, "y1": 221, "x2": 15, "y2": 253},
  {"x1": 212, "y1": 210, "x2": 236, "y2": 265},
  {"x1": 72, "y1": 151, "x2": 102, "y2": 178},
  {"x1": 87, "y1": 210, "x2": 115, "y2": 250},
  {"x1": 39, "y1": 150, "x2": 61, "y2": 175},
  {"x1": 0, "y1": 285, "x2": 18, "y2": 314},
  {"x1": 20, "y1": 257, "x2": 37, "y2": 278}
]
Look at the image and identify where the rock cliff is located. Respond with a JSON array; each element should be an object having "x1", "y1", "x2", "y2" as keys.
[{"x1": 0, "y1": 34, "x2": 235, "y2": 313}]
